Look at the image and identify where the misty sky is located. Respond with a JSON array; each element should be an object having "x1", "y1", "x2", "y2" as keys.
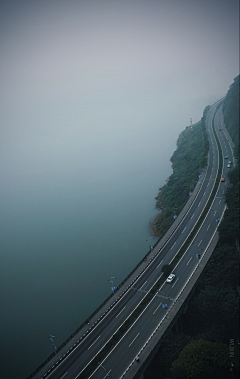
[
  {"x1": 0, "y1": 3, "x2": 239, "y2": 377},
  {"x1": 0, "y1": 0, "x2": 239, "y2": 192}
]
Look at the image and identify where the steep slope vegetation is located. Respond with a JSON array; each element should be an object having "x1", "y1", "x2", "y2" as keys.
[
  {"x1": 223, "y1": 74, "x2": 239, "y2": 147},
  {"x1": 152, "y1": 111, "x2": 209, "y2": 237},
  {"x1": 145, "y1": 77, "x2": 239, "y2": 379}
]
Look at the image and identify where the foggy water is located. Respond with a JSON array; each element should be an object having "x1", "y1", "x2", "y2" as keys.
[
  {"x1": 1, "y1": 1, "x2": 238, "y2": 377},
  {"x1": 0, "y1": 114, "x2": 179, "y2": 379}
]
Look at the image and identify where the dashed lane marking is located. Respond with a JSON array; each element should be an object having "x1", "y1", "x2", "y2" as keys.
[
  {"x1": 139, "y1": 281, "x2": 147, "y2": 290},
  {"x1": 116, "y1": 306, "x2": 126, "y2": 318},
  {"x1": 103, "y1": 371, "x2": 112, "y2": 379},
  {"x1": 129, "y1": 333, "x2": 140, "y2": 347},
  {"x1": 172, "y1": 278, "x2": 179, "y2": 288},
  {"x1": 187, "y1": 257, "x2": 192, "y2": 265},
  {"x1": 88, "y1": 335, "x2": 101, "y2": 350},
  {"x1": 153, "y1": 302, "x2": 162, "y2": 315},
  {"x1": 156, "y1": 260, "x2": 163, "y2": 269}
]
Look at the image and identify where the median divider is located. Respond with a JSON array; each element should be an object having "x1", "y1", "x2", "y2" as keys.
[
  {"x1": 74, "y1": 106, "x2": 224, "y2": 378},
  {"x1": 28, "y1": 104, "x2": 223, "y2": 379},
  {"x1": 27, "y1": 168, "x2": 207, "y2": 379}
]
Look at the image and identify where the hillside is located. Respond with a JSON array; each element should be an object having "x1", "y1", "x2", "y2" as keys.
[
  {"x1": 151, "y1": 112, "x2": 209, "y2": 237},
  {"x1": 223, "y1": 74, "x2": 239, "y2": 147},
  {"x1": 145, "y1": 77, "x2": 239, "y2": 379}
]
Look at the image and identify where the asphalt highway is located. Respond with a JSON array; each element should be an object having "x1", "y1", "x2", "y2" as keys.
[{"x1": 42, "y1": 101, "x2": 234, "y2": 379}]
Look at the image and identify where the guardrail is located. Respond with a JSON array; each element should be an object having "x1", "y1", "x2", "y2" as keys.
[
  {"x1": 27, "y1": 110, "x2": 218, "y2": 379},
  {"x1": 27, "y1": 136, "x2": 213, "y2": 379},
  {"x1": 26, "y1": 178, "x2": 207, "y2": 378},
  {"x1": 126, "y1": 102, "x2": 225, "y2": 378},
  {"x1": 74, "y1": 105, "x2": 225, "y2": 378}
]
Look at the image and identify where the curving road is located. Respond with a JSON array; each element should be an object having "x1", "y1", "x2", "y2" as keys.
[{"x1": 37, "y1": 100, "x2": 234, "y2": 379}]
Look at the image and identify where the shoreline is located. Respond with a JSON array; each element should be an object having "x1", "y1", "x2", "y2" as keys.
[{"x1": 150, "y1": 118, "x2": 209, "y2": 237}]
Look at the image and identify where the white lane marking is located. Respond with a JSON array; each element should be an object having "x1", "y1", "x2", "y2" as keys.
[
  {"x1": 207, "y1": 224, "x2": 210, "y2": 231},
  {"x1": 182, "y1": 227, "x2": 186, "y2": 234},
  {"x1": 171, "y1": 242, "x2": 176, "y2": 250},
  {"x1": 129, "y1": 333, "x2": 140, "y2": 347},
  {"x1": 219, "y1": 199, "x2": 221, "y2": 204},
  {"x1": 198, "y1": 202, "x2": 201, "y2": 207},
  {"x1": 153, "y1": 302, "x2": 162, "y2": 314},
  {"x1": 191, "y1": 213, "x2": 194, "y2": 219},
  {"x1": 187, "y1": 257, "x2": 192, "y2": 265},
  {"x1": 156, "y1": 260, "x2": 163, "y2": 269},
  {"x1": 172, "y1": 278, "x2": 179, "y2": 288},
  {"x1": 203, "y1": 192, "x2": 206, "y2": 196},
  {"x1": 207, "y1": 182, "x2": 209, "y2": 186},
  {"x1": 60, "y1": 374, "x2": 68, "y2": 379},
  {"x1": 198, "y1": 239, "x2": 202, "y2": 247},
  {"x1": 213, "y1": 211, "x2": 217, "y2": 217},
  {"x1": 88, "y1": 335, "x2": 101, "y2": 350},
  {"x1": 139, "y1": 281, "x2": 147, "y2": 290},
  {"x1": 103, "y1": 371, "x2": 112, "y2": 379},
  {"x1": 116, "y1": 306, "x2": 126, "y2": 318},
  {"x1": 210, "y1": 174, "x2": 212, "y2": 177}
]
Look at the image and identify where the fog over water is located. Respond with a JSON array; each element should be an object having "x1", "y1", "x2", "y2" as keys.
[{"x1": 0, "y1": 0, "x2": 239, "y2": 377}]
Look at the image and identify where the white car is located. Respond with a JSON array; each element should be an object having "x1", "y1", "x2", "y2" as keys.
[
  {"x1": 166, "y1": 273, "x2": 176, "y2": 283},
  {"x1": 228, "y1": 161, "x2": 232, "y2": 164},
  {"x1": 227, "y1": 164, "x2": 231, "y2": 168}
]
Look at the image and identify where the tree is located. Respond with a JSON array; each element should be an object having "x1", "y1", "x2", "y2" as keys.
[
  {"x1": 190, "y1": 286, "x2": 239, "y2": 324},
  {"x1": 171, "y1": 339, "x2": 231, "y2": 378}
]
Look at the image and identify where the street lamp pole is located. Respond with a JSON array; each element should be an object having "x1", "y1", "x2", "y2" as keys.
[
  {"x1": 107, "y1": 276, "x2": 117, "y2": 297},
  {"x1": 48, "y1": 334, "x2": 58, "y2": 360}
]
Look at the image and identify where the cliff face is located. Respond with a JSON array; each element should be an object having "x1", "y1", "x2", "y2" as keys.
[
  {"x1": 146, "y1": 77, "x2": 240, "y2": 379},
  {"x1": 152, "y1": 118, "x2": 209, "y2": 237},
  {"x1": 223, "y1": 74, "x2": 240, "y2": 147}
]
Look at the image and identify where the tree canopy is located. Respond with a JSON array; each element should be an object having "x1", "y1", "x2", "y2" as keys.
[{"x1": 171, "y1": 339, "x2": 233, "y2": 379}]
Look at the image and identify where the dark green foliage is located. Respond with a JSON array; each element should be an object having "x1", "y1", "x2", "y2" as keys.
[
  {"x1": 145, "y1": 85, "x2": 239, "y2": 378},
  {"x1": 152, "y1": 120, "x2": 208, "y2": 236},
  {"x1": 182, "y1": 237, "x2": 239, "y2": 342},
  {"x1": 144, "y1": 331, "x2": 192, "y2": 379},
  {"x1": 171, "y1": 339, "x2": 232, "y2": 379},
  {"x1": 223, "y1": 75, "x2": 239, "y2": 146},
  {"x1": 218, "y1": 164, "x2": 239, "y2": 244},
  {"x1": 171, "y1": 366, "x2": 187, "y2": 379},
  {"x1": 190, "y1": 286, "x2": 238, "y2": 324},
  {"x1": 161, "y1": 264, "x2": 172, "y2": 276}
]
